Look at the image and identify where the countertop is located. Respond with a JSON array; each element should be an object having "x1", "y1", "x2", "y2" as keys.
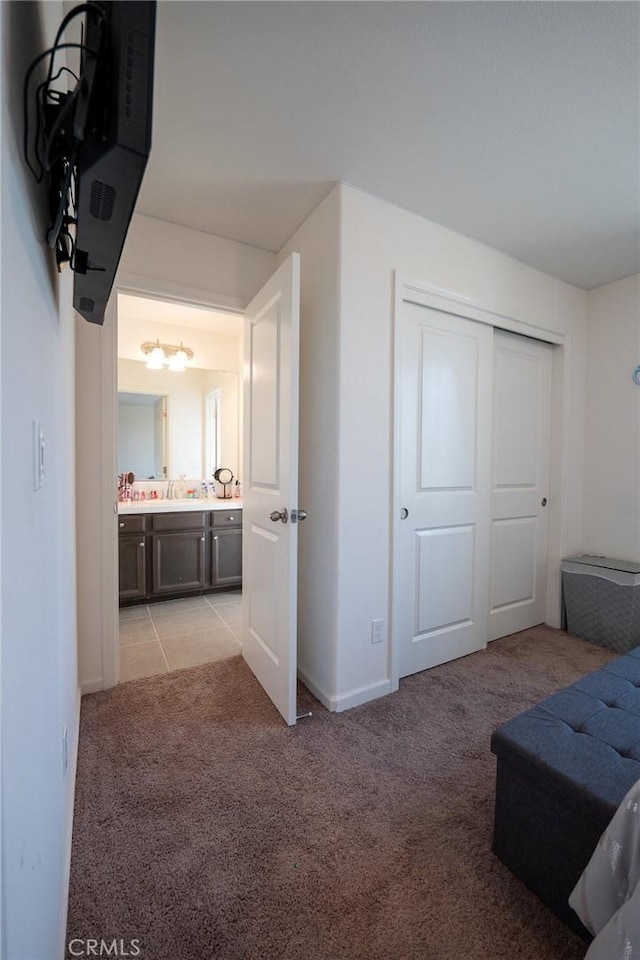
[{"x1": 118, "y1": 498, "x2": 243, "y2": 515}]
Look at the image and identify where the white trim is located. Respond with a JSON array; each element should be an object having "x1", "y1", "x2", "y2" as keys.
[
  {"x1": 80, "y1": 678, "x2": 106, "y2": 696},
  {"x1": 545, "y1": 335, "x2": 572, "y2": 628},
  {"x1": 298, "y1": 667, "x2": 392, "y2": 713},
  {"x1": 57, "y1": 687, "x2": 81, "y2": 960},
  {"x1": 390, "y1": 273, "x2": 571, "y2": 689},
  {"x1": 101, "y1": 295, "x2": 119, "y2": 689},
  {"x1": 94, "y1": 274, "x2": 245, "y2": 691},
  {"x1": 332, "y1": 679, "x2": 392, "y2": 713},
  {"x1": 399, "y1": 278, "x2": 566, "y2": 346},
  {"x1": 117, "y1": 272, "x2": 246, "y2": 314}
]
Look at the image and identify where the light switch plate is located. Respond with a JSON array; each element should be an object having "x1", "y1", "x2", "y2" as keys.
[{"x1": 33, "y1": 420, "x2": 45, "y2": 490}]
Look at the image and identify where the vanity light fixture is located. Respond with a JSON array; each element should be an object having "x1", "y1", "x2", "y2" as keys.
[
  {"x1": 140, "y1": 340, "x2": 194, "y2": 371},
  {"x1": 167, "y1": 343, "x2": 189, "y2": 372}
]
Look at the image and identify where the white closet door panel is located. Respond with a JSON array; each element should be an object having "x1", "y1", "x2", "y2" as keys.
[
  {"x1": 489, "y1": 331, "x2": 552, "y2": 640},
  {"x1": 415, "y1": 525, "x2": 475, "y2": 636},
  {"x1": 491, "y1": 517, "x2": 537, "y2": 609},
  {"x1": 419, "y1": 330, "x2": 478, "y2": 490},
  {"x1": 397, "y1": 303, "x2": 492, "y2": 678},
  {"x1": 494, "y1": 350, "x2": 539, "y2": 487}
]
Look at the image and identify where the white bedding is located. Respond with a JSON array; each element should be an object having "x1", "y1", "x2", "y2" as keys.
[{"x1": 569, "y1": 777, "x2": 640, "y2": 959}]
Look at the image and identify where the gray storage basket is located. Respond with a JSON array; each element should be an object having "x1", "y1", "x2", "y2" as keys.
[{"x1": 561, "y1": 555, "x2": 640, "y2": 654}]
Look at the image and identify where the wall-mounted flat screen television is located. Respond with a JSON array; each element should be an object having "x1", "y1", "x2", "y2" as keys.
[{"x1": 24, "y1": 1, "x2": 156, "y2": 324}]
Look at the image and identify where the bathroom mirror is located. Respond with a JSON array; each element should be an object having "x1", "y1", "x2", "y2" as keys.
[
  {"x1": 118, "y1": 391, "x2": 167, "y2": 478},
  {"x1": 117, "y1": 359, "x2": 240, "y2": 480}
]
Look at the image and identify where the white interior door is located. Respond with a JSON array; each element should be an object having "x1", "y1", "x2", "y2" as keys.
[
  {"x1": 242, "y1": 253, "x2": 300, "y2": 725},
  {"x1": 489, "y1": 330, "x2": 552, "y2": 640},
  {"x1": 396, "y1": 303, "x2": 493, "y2": 678}
]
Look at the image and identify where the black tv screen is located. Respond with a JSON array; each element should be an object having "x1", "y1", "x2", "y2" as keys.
[{"x1": 73, "y1": 1, "x2": 156, "y2": 324}]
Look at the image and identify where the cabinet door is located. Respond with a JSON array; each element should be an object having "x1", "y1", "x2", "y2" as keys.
[
  {"x1": 119, "y1": 535, "x2": 147, "y2": 602},
  {"x1": 211, "y1": 527, "x2": 243, "y2": 587},
  {"x1": 152, "y1": 531, "x2": 207, "y2": 594}
]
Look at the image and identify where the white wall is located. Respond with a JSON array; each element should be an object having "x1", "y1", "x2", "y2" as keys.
[
  {"x1": 78, "y1": 217, "x2": 275, "y2": 692},
  {"x1": 1, "y1": 3, "x2": 80, "y2": 957},
  {"x1": 278, "y1": 188, "x2": 342, "y2": 702},
  {"x1": 331, "y1": 184, "x2": 587, "y2": 707},
  {"x1": 120, "y1": 213, "x2": 276, "y2": 309},
  {"x1": 117, "y1": 311, "x2": 241, "y2": 372},
  {"x1": 583, "y1": 274, "x2": 640, "y2": 561}
]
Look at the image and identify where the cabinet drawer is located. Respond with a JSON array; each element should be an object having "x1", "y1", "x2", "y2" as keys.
[
  {"x1": 152, "y1": 512, "x2": 206, "y2": 532},
  {"x1": 118, "y1": 515, "x2": 146, "y2": 534},
  {"x1": 212, "y1": 509, "x2": 243, "y2": 527}
]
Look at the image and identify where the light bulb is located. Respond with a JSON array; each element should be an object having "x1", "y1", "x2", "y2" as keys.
[
  {"x1": 145, "y1": 340, "x2": 165, "y2": 370},
  {"x1": 168, "y1": 344, "x2": 188, "y2": 372}
]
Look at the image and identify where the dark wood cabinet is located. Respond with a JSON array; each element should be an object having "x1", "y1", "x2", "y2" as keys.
[
  {"x1": 118, "y1": 514, "x2": 148, "y2": 600},
  {"x1": 118, "y1": 535, "x2": 147, "y2": 601},
  {"x1": 118, "y1": 508, "x2": 242, "y2": 605},
  {"x1": 152, "y1": 530, "x2": 207, "y2": 594},
  {"x1": 211, "y1": 527, "x2": 243, "y2": 587}
]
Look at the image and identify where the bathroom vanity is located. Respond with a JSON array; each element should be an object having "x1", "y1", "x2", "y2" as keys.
[{"x1": 118, "y1": 500, "x2": 242, "y2": 605}]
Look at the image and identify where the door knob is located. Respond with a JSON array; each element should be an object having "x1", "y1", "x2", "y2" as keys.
[
  {"x1": 541, "y1": 498, "x2": 548, "y2": 507},
  {"x1": 270, "y1": 508, "x2": 288, "y2": 524},
  {"x1": 400, "y1": 507, "x2": 409, "y2": 520},
  {"x1": 291, "y1": 509, "x2": 307, "y2": 523}
]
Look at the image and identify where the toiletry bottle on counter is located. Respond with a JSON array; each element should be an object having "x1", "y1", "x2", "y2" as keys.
[{"x1": 234, "y1": 480, "x2": 242, "y2": 498}]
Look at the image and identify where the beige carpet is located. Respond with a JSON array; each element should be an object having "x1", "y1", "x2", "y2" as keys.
[{"x1": 66, "y1": 626, "x2": 614, "y2": 960}]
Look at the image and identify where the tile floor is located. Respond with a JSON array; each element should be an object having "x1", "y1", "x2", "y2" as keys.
[{"x1": 119, "y1": 591, "x2": 242, "y2": 682}]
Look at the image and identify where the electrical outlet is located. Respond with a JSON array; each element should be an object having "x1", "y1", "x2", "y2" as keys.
[
  {"x1": 62, "y1": 725, "x2": 68, "y2": 775},
  {"x1": 371, "y1": 619, "x2": 384, "y2": 645}
]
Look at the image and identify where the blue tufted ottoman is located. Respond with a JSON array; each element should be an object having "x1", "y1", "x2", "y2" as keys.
[{"x1": 490, "y1": 646, "x2": 640, "y2": 939}]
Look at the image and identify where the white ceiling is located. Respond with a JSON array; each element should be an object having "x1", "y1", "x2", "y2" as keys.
[
  {"x1": 118, "y1": 293, "x2": 241, "y2": 335},
  {"x1": 136, "y1": 1, "x2": 640, "y2": 290}
]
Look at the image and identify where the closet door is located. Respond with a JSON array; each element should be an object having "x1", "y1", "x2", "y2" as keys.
[
  {"x1": 396, "y1": 304, "x2": 493, "y2": 678},
  {"x1": 489, "y1": 331, "x2": 552, "y2": 640}
]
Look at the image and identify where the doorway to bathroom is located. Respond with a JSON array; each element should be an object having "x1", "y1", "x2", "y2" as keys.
[
  {"x1": 78, "y1": 252, "x2": 302, "y2": 725},
  {"x1": 116, "y1": 290, "x2": 245, "y2": 682}
]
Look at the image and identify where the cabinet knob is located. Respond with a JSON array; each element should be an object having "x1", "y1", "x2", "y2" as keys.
[
  {"x1": 213, "y1": 536, "x2": 218, "y2": 541},
  {"x1": 139, "y1": 541, "x2": 145, "y2": 548},
  {"x1": 119, "y1": 522, "x2": 125, "y2": 528},
  {"x1": 201, "y1": 537, "x2": 205, "y2": 542}
]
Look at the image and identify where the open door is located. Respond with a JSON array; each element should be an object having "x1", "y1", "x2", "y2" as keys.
[{"x1": 241, "y1": 253, "x2": 300, "y2": 725}]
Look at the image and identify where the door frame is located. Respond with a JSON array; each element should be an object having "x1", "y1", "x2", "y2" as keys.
[
  {"x1": 76, "y1": 271, "x2": 245, "y2": 694},
  {"x1": 390, "y1": 275, "x2": 571, "y2": 693}
]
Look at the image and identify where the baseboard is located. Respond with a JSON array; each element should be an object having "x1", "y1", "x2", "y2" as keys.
[
  {"x1": 332, "y1": 678, "x2": 392, "y2": 712},
  {"x1": 80, "y1": 677, "x2": 104, "y2": 696},
  {"x1": 297, "y1": 668, "x2": 391, "y2": 713},
  {"x1": 58, "y1": 686, "x2": 81, "y2": 960}
]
